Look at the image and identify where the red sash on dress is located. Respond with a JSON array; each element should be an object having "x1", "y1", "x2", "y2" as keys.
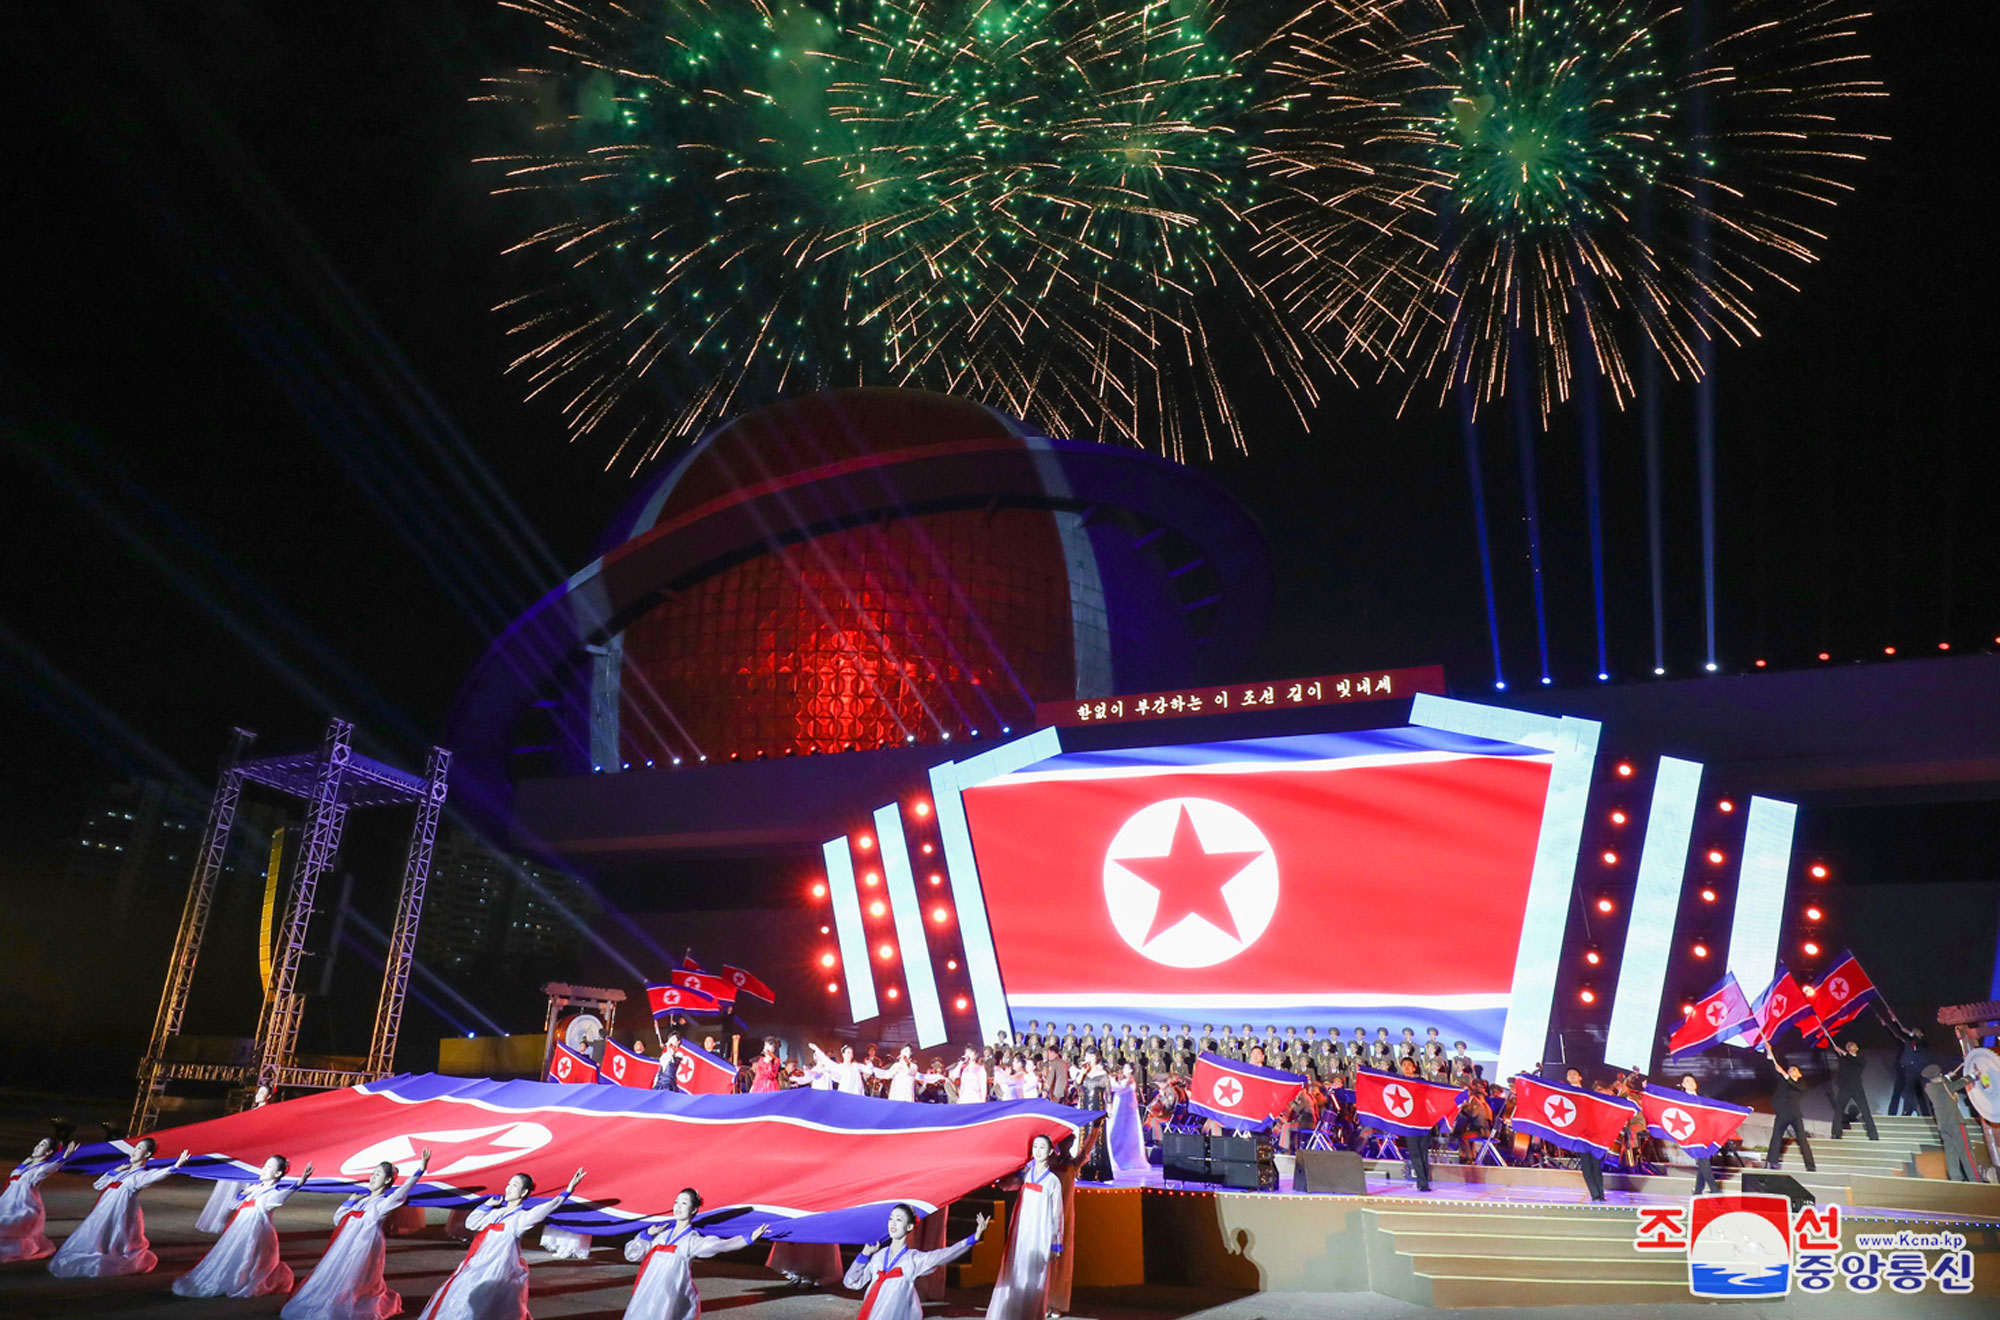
[
  {"x1": 424, "y1": 1215, "x2": 512, "y2": 1314},
  {"x1": 855, "y1": 1254, "x2": 909, "y2": 1320},
  {"x1": 634, "y1": 1224, "x2": 696, "y2": 1287}
]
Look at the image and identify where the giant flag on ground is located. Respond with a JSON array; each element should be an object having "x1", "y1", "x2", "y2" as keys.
[
  {"x1": 1352, "y1": 1066, "x2": 1466, "y2": 1138},
  {"x1": 1187, "y1": 1052, "x2": 1304, "y2": 1131},
  {"x1": 1508, "y1": 1075, "x2": 1639, "y2": 1157},
  {"x1": 600, "y1": 1040, "x2": 661, "y2": 1090},
  {"x1": 1810, "y1": 952, "x2": 1881, "y2": 1033},
  {"x1": 72, "y1": 1074, "x2": 1093, "y2": 1242},
  {"x1": 1668, "y1": 973, "x2": 1755, "y2": 1059},
  {"x1": 1634, "y1": 1083, "x2": 1751, "y2": 1159}
]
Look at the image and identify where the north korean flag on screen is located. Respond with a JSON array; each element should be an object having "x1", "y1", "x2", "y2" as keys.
[
  {"x1": 1810, "y1": 952, "x2": 1881, "y2": 1033},
  {"x1": 547, "y1": 1043, "x2": 599, "y2": 1085},
  {"x1": 1634, "y1": 1083, "x2": 1750, "y2": 1158},
  {"x1": 960, "y1": 729, "x2": 1554, "y2": 1051},
  {"x1": 1353, "y1": 1066, "x2": 1466, "y2": 1138},
  {"x1": 1508, "y1": 1075, "x2": 1638, "y2": 1157},
  {"x1": 600, "y1": 1040, "x2": 662, "y2": 1090},
  {"x1": 1187, "y1": 1053, "x2": 1305, "y2": 1131}
]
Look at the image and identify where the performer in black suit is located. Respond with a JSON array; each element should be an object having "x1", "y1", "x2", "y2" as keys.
[
  {"x1": 1825, "y1": 1039, "x2": 1879, "y2": 1140},
  {"x1": 1763, "y1": 1046, "x2": 1817, "y2": 1171}
]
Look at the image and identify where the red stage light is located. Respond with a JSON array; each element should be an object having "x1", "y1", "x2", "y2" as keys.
[
  {"x1": 877, "y1": 944, "x2": 894, "y2": 960},
  {"x1": 1681, "y1": 1003, "x2": 1696, "y2": 1017},
  {"x1": 1700, "y1": 888, "x2": 1717, "y2": 903},
  {"x1": 1596, "y1": 897, "x2": 1615, "y2": 914},
  {"x1": 820, "y1": 952, "x2": 837, "y2": 967},
  {"x1": 955, "y1": 996, "x2": 969, "y2": 1011},
  {"x1": 1805, "y1": 905, "x2": 1823, "y2": 922},
  {"x1": 1584, "y1": 949, "x2": 1602, "y2": 966},
  {"x1": 1801, "y1": 940, "x2": 1821, "y2": 957},
  {"x1": 1755, "y1": 659, "x2": 1767, "y2": 668},
  {"x1": 886, "y1": 986, "x2": 900, "y2": 1000},
  {"x1": 929, "y1": 873, "x2": 943, "y2": 886},
  {"x1": 931, "y1": 907, "x2": 949, "y2": 924},
  {"x1": 911, "y1": 800, "x2": 931, "y2": 818},
  {"x1": 1817, "y1": 652, "x2": 1831, "y2": 662},
  {"x1": 1939, "y1": 642, "x2": 1951, "y2": 651},
  {"x1": 826, "y1": 982, "x2": 839, "y2": 994},
  {"x1": 1601, "y1": 850, "x2": 1619, "y2": 866},
  {"x1": 1580, "y1": 988, "x2": 1597, "y2": 1005},
  {"x1": 1610, "y1": 810, "x2": 1628, "y2": 825},
  {"x1": 1692, "y1": 943, "x2": 1709, "y2": 959},
  {"x1": 811, "y1": 882, "x2": 827, "y2": 899},
  {"x1": 1616, "y1": 762, "x2": 1635, "y2": 777},
  {"x1": 869, "y1": 901, "x2": 886, "y2": 917},
  {"x1": 1707, "y1": 849, "x2": 1726, "y2": 865},
  {"x1": 1884, "y1": 646, "x2": 1896, "y2": 656},
  {"x1": 863, "y1": 872, "x2": 880, "y2": 887},
  {"x1": 1809, "y1": 863, "x2": 1829, "y2": 879},
  {"x1": 1718, "y1": 799, "x2": 1735, "y2": 813},
  {"x1": 945, "y1": 958, "x2": 959, "y2": 971},
  {"x1": 857, "y1": 834, "x2": 874, "y2": 850},
  {"x1": 1803, "y1": 983, "x2": 1818, "y2": 997},
  {"x1": 921, "y1": 843, "x2": 934, "y2": 855}
]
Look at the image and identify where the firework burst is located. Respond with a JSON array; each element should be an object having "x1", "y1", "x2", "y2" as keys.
[
  {"x1": 1290, "y1": 0, "x2": 1883, "y2": 418},
  {"x1": 480, "y1": 0, "x2": 1411, "y2": 465}
]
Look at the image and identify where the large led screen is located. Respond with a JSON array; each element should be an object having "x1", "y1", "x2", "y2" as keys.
[{"x1": 959, "y1": 728, "x2": 1558, "y2": 1057}]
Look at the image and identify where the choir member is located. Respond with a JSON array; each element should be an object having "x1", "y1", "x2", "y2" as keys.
[
  {"x1": 283, "y1": 1148, "x2": 432, "y2": 1320},
  {"x1": 173, "y1": 1154, "x2": 315, "y2": 1298},
  {"x1": 416, "y1": 1167, "x2": 585, "y2": 1320},
  {"x1": 622, "y1": 1187, "x2": 767, "y2": 1320},
  {"x1": 845, "y1": 1204, "x2": 988, "y2": 1320},
  {"x1": 48, "y1": 1138, "x2": 189, "y2": 1277},
  {"x1": 0, "y1": 1138, "x2": 76, "y2": 1262}
]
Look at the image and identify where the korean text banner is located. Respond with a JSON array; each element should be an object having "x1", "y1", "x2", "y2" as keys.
[
  {"x1": 78, "y1": 1074, "x2": 1092, "y2": 1242},
  {"x1": 961, "y1": 729, "x2": 1555, "y2": 1055}
]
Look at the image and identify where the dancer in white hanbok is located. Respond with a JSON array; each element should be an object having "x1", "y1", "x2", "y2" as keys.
[
  {"x1": 1104, "y1": 1065, "x2": 1148, "y2": 1179},
  {"x1": 174, "y1": 1154, "x2": 314, "y2": 1298},
  {"x1": 949, "y1": 1048, "x2": 989, "y2": 1104},
  {"x1": 984, "y1": 1133, "x2": 1082, "y2": 1320},
  {"x1": 621, "y1": 1187, "x2": 767, "y2": 1319},
  {"x1": 843, "y1": 1204, "x2": 987, "y2": 1320},
  {"x1": 194, "y1": 1086, "x2": 277, "y2": 1233},
  {"x1": 807, "y1": 1043, "x2": 867, "y2": 1096},
  {"x1": 282, "y1": 1147, "x2": 431, "y2": 1320},
  {"x1": 417, "y1": 1167, "x2": 585, "y2": 1320},
  {"x1": 0, "y1": 1139, "x2": 76, "y2": 1262},
  {"x1": 48, "y1": 1138, "x2": 189, "y2": 1277},
  {"x1": 864, "y1": 1047, "x2": 940, "y2": 1103}
]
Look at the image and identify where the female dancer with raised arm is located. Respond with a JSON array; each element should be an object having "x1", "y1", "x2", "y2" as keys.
[
  {"x1": 985, "y1": 1132, "x2": 1086, "y2": 1320},
  {"x1": 865, "y1": 1047, "x2": 940, "y2": 1103},
  {"x1": 174, "y1": 1154, "x2": 315, "y2": 1298},
  {"x1": 844, "y1": 1204, "x2": 988, "y2": 1320},
  {"x1": 808, "y1": 1043, "x2": 867, "y2": 1096},
  {"x1": 416, "y1": 1167, "x2": 585, "y2": 1320},
  {"x1": 195, "y1": 1086, "x2": 277, "y2": 1233},
  {"x1": 622, "y1": 1186, "x2": 767, "y2": 1319},
  {"x1": 0, "y1": 1138, "x2": 77, "y2": 1262},
  {"x1": 48, "y1": 1137, "x2": 189, "y2": 1277},
  {"x1": 283, "y1": 1147, "x2": 431, "y2": 1320}
]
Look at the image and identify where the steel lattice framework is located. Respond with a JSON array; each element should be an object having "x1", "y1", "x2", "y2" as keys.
[{"x1": 131, "y1": 719, "x2": 451, "y2": 1135}]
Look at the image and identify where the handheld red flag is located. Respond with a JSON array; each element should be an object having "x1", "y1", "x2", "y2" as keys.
[{"x1": 723, "y1": 964, "x2": 776, "y2": 1004}]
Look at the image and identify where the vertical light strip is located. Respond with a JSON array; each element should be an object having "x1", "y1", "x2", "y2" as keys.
[
  {"x1": 1603, "y1": 756, "x2": 1704, "y2": 1071},
  {"x1": 930, "y1": 729, "x2": 1063, "y2": 1047},
  {"x1": 875, "y1": 804, "x2": 946, "y2": 1047},
  {"x1": 1409, "y1": 696, "x2": 1601, "y2": 1079},
  {"x1": 1727, "y1": 796, "x2": 1797, "y2": 997},
  {"x1": 822, "y1": 837, "x2": 877, "y2": 1023}
]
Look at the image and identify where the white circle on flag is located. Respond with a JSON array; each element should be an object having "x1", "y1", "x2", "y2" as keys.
[
  {"x1": 677, "y1": 1055, "x2": 696, "y2": 1086},
  {"x1": 340, "y1": 1122, "x2": 553, "y2": 1180},
  {"x1": 1383, "y1": 1083, "x2": 1415, "y2": 1119},
  {"x1": 1661, "y1": 1106, "x2": 1698, "y2": 1143},
  {"x1": 1102, "y1": 797, "x2": 1278, "y2": 968},
  {"x1": 1827, "y1": 976, "x2": 1848, "y2": 1002},
  {"x1": 1544, "y1": 1095, "x2": 1577, "y2": 1128},
  {"x1": 608, "y1": 1054, "x2": 627, "y2": 1081},
  {"x1": 1768, "y1": 993, "x2": 1787, "y2": 1021},
  {"x1": 553, "y1": 1054, "x2": 576, "y2": 1081},
  {"x1": 1705, "y1": 1001, "x2": 1730, "y2": 1026},
  {"x1": 1212, "y1": 1076, "x2": 1244, "y2": 1108}
]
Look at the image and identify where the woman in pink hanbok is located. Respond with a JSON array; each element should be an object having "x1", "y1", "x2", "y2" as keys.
[
  {"x1": 984, "y1": 1133, "x2": 1084, "y2": 1320},
  {"x1": 843, "y1": 1204, "x2": 987, "y2": 1320},
  {"x1": 0, "y1": 1138, "x2": 77, "y2": 1262},
  {"x1": 620, "y1": 1186, "x2": 767, "y2": 1319},
  {"x1": 416, "y1": 1166, "x2": 584, "y2": 1320},
  {"x1": 282, "y1": 1147, "x2": 431, "y2": 1320},
  {"x1": 173, "y1": 1154, "x2": 315, "y2": 1298},
  {"x1": 750, "y1": 1040, "x2": 785, "y2": 1093},
  {"x1": 48, "y1": 1137, "x2": 189, "y2": 1277}
]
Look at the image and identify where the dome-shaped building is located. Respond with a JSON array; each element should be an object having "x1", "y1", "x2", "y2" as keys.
[{"x1": 450, "y1": 388, "x2": 1271, "y2": 858}]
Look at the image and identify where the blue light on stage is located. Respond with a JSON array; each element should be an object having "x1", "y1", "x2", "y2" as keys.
[
  {"x1": 822, "y1": 836, "x2": 878, "y2": 1022},
  {"x1": 1409, "y1": 695, "x2": 1601, "y2": 1081},
  {"x1": 1603, "y1": 756, "x2": 1703, "y2": 1071},
  {"x1": 874, "y1": 803, "x2": 945, "y2": 1047},
  {"x1": 1726, "y1": 797, "x2": 1798, "y2": 998}
]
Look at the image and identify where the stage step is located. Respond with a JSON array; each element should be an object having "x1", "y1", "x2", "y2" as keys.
[{"x1": 1406, "y1": 1253, "x2": 1685, "y2": 1283}]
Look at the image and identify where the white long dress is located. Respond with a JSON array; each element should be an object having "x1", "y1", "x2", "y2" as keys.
[
  {"x1": 282, "y1": 1175, "x2": 420, "y2": 1320},
  {"x1": 416, "y1": 1195, "x2": 565, "y2": 1320},
  {"x1": 984, "y1": 1163, "x2": 1063, "y2": 1320},
  {"x1": 196, "y1": 1176, "x2": 243, "y2": 1233},
  {"x1": 842, "y1": 1236, "x2": 976, "y2": 1320},
  {"x1": 173, "y1": 1176, "x2": 302, "y2": 1297},
  {"x1": 539, "y1": 1225, "x2": 593, "y2": 1259},
  {"x1": 867, "y1": 1060, "x2": 936, "y2": 1104},
  {"x1": 1105, "y1": 1078, "x2": 1148, "y2": 1179},
  {"x1": 951, "y1": 1062, "x2": 989, "y2": 1103},
  {"x1": 47, "y1": 1162, "x2": 176, "y2": 1277},
  {"x1": 809, "y1": 1048, "x2": 866, "y2": 1095},
  {"x1": 620, "y1": 1221, "x2": 748, "y2": 1319},
  {"x1": 0, "y1": 1154, "x2": 64, "y2": 1262}
]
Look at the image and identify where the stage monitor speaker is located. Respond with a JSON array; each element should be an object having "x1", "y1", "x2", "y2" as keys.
[
  {"x1": 1162, "y1": 1132, "x2": 1209, "y2": 1182},
  {"x1": 1220, "y1": 1159, "x2": 1277, "y2": 1190},
  {"x1": 1741, "y1": 1171, "x2": 1816, "y2": 1212},
  {"x1": 1293, "y1": 1149, "x2": 1367, "y2": 1195},
  {"x1": 1209, "y1": 1135, "x2": 1260, "y2": 1164}
]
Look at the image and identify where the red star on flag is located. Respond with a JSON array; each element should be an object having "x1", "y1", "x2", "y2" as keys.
[{"x1": 1117, "y1": 805, "x2": 1265, "y2": 944}]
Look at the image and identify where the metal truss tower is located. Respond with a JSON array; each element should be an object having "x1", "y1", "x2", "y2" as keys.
[{"x1": 131, "y1": 719, "x2": 451, "y2": 1135}]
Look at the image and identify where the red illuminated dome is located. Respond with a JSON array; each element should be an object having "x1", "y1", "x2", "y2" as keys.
[{"x1": 451, "y1": 388, "x2": 1269, "y2": 816}]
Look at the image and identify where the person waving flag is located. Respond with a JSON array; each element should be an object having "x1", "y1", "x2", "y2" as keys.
[
  {"x1": 1809, "y1": 952, "x2": 1882, "y2": 1033},
  {"x1": 1668, "y1": 973, "x2": 1754, "y2": 1058},
  {"x1": 1509, "y1": 1075, "x2": 1638, "y2": 1158},
  {"x1": 1352, "y1": 1066, "x2": 1465, "y2": 1137},
  {"x1": 1187, "y1": 1053, "x2": 1303, "y2": 1131}
]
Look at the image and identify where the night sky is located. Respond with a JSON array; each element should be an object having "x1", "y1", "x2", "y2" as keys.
[{"x1": 3, "y1": 5, "x2": 1994, "y2": 882}]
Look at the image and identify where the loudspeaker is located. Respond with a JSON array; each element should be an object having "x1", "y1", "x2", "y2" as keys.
[
  {"x1": 1220, "y1": 1159, "x2": 1273, "y2": 1190},
  {"x1": 1209, "y1": 1134, "x2": 1260, "y2": 1163},
  {"x1": 1162, "y1": 1131, "x2": 1210, "y2": 1182},
  {"x1": 1741, "y1": 1171, "x2": 1816, "y2": 1212},
  {"x1": 1293, "y1": 1149, "x2": 1368, "y2": 1195}
]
